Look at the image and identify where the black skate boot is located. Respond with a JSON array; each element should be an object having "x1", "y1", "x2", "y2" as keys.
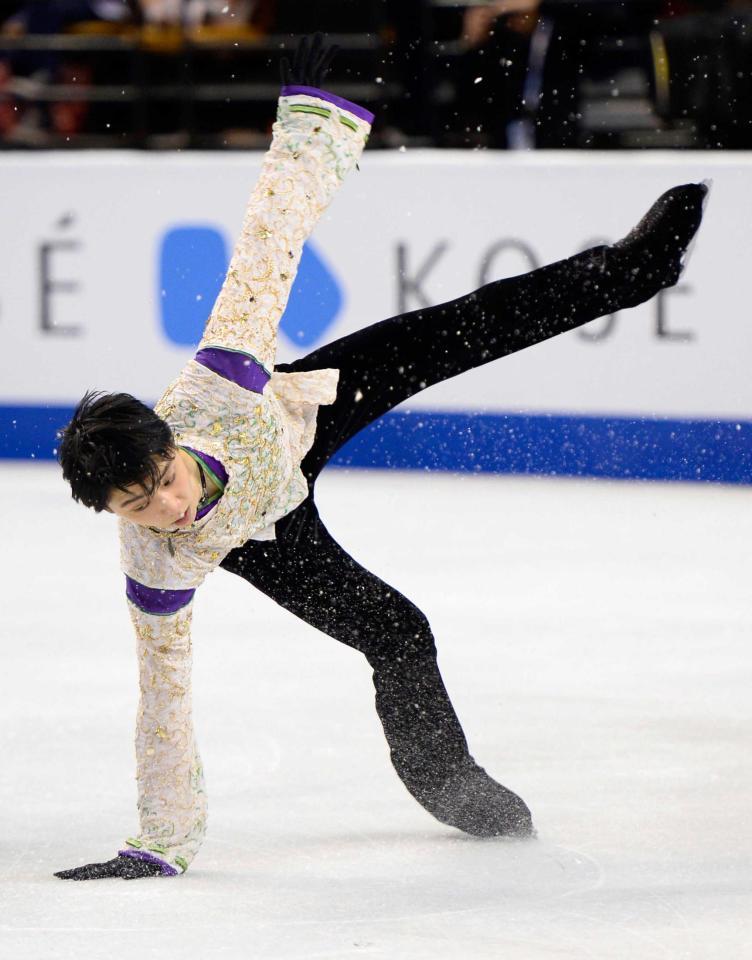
[
  {"x1": 612, "y1": 181, "x2": 709, "y2": 292},
  {"x1": 373, "y1": 656, "x2": 535, "y2": 840},
  {"x1": 421, "y1": 760, "x2": 535, "y2": 839}
]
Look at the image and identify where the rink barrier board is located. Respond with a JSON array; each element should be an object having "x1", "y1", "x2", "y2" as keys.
[
  {"x1": 3, "y1": 152, "x2": 749, "y2": 420},
  {"x1": 2, "y1": 404, "x2": 750, "y2": 485}
]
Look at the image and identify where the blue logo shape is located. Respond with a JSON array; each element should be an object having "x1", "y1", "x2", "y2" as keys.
[
  {"x1": 159, "y1": 226, "x2": 343, "y2": 348},
  {"x1": 281, "y1": 243, "x2": 344, "y2": 346},
  {"x1": 159, "y1": 226, "x2": 228, "y2": 346}
]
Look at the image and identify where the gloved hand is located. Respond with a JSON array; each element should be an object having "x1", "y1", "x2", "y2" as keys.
[
  {"x1": 280, "y1": 32, "x2": 340, "y2": 88},
  {"x1": 54, "y1": 854, "x2": 164, "y2": 881}
]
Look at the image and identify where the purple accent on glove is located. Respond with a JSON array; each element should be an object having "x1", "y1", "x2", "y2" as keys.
[
  {"x1": 118, "y1": 849, "x2": 178, "y2": 877},
  {"x1": 281, "y1": 84, "x2": 375, "y2": 125},
  {"x1": 195, "y1": 347, "x2": 271, "y2": 393},
  {"x1": 126, "y1": 577, "x2": 195, "y2": 615}
]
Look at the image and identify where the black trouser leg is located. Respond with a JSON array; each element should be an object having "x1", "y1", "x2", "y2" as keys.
[
  {"x1": 224, "y1": 188, "x2": 706, "y2": 835},
  {"x1": 220, "y1": 500, "x2": 533, "y2": 836},
  {"x1": 223, "y1": 242, "x2": 666, "y2": 837},
  {"x1": 280, "y1": 242, "x2": 666, "y2": 480},
  {"x1": 285, "y1": 181, "x2": 709, "y2": 475}
]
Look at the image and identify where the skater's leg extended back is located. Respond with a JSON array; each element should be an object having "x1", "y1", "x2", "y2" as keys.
[
  {"x1": 220, "y1": 499, "x2": 533, "y2": 838},
  {"x1": 282, "y1": 183, "x2": 708, "y2": 479}
]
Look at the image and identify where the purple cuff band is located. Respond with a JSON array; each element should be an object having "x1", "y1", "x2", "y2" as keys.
[
  {"x1": 126, "y1": 576, "x2": 195, "y2": 616},
  {"x1": 281, "y1": 85, "x2": 375, "y2": 125},
  {"x1": 195, "y1": 347, "x2": 270, "y2": 394},
  {"x1": 119, "y1": 849, "x2": 179, "y2": 877}
]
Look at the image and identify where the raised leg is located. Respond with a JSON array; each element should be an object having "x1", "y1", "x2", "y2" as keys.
[
  {"x1": 282, "y1": 183, "x2": 707, "y2": 481},
  {"x1": 220, "y1": 498, "x2": 533, "y2": 838}
]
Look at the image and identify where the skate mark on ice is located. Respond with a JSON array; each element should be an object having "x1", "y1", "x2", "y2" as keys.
[{"x1": 543, "y1": 843, "x2": 606, "y2": 899}]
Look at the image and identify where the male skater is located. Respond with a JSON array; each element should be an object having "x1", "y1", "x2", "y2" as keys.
[{"x1": 55, "y1": 35, "x2": 707, "y2": 879}]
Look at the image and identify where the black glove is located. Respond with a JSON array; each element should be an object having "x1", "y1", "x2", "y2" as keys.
[
  {"x1": 280, "y1": 32, "x2": 339, "y2": 88},
  {"x1": 54, "y1": 855, "x2": 164, "y2": 881}
]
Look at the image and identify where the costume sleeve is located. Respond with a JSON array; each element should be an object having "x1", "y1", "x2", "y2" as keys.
[
  {"x1": 118, "y1": 592, "x2": 206, "y2": 876},
  {"x1": 195, "y1": 86, "x2": 373, "y2": 382}
]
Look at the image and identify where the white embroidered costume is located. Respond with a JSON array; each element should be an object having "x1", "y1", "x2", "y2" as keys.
[{"x1": 117, "y1": 87, "x2": 372, "y2": 874}]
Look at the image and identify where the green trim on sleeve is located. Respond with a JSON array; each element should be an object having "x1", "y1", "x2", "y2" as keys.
[
  {"x1": 290, "y1": 103, "x2": 332, "y2": 120},
  {"x1": 174, "y1": 856, "x2": 189, "y2": 872},
  {"x1": 339, "y1": 114, "x2": 359, "y2": 132},
  {"x1": 125, "y1": 838, "x2": 143, "y2": 849}
]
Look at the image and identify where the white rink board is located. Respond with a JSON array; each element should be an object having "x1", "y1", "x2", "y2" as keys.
[{"x1": 0, "y1": 150, "x2": 746, "y2": 420}]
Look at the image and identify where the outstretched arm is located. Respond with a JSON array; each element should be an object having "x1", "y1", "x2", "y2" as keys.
[
  {"x1": 195, "y1": 34, "x2": 373, "y2": 381},
  {"x1": 56, "y1": 595, "x2": 205, "y2": 880}
]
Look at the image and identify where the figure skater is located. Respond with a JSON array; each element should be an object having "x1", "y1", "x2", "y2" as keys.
[{"x1": 54, "y1": 35, "x2": 708, "y2": 879}]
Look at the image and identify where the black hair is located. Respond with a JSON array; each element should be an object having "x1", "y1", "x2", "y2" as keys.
[{"x1": 57, "y1": 390, "x2": 175, "y2": 512}]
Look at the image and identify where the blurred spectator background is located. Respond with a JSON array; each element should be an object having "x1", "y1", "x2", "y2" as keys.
[{"x1": 0, "y1": 0, "x2": 750, "y2": 149}]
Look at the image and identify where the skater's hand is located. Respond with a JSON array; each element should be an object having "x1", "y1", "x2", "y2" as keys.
[
  {"x1": 54, "y1": 854, "x2": 164, "y2": 881},
  {"x1": 280, "y1": 32, "x2": 340, "y2": 88}
]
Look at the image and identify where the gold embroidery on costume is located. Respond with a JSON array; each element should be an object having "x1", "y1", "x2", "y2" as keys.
[{"x1": 119, "y1": 92, "x2": 370, "y2": 874}]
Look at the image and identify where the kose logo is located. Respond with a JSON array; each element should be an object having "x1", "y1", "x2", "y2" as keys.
[{"x1": 159, "y1": 226, "x2": 344, "y2": 348}]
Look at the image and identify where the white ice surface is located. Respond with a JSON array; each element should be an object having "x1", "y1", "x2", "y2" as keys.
[{"x1": 1, "y1": 464, "x2": 750, "y2": 959}]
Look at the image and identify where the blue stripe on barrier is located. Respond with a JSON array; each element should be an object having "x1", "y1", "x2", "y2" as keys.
[
  {"x1": 329, "y1": 411, "x2": 752, "y2": 484},
  {"x1": 2, "y1": 404, "x2": 751, "y2": 484},
  {"x1": 0, "y1": 405, "x2": 73, "y2": 460}
]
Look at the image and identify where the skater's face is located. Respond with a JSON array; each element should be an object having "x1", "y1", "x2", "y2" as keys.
[{"x1": 106, "y1": 449, "x2": 202, "y2": 531}]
